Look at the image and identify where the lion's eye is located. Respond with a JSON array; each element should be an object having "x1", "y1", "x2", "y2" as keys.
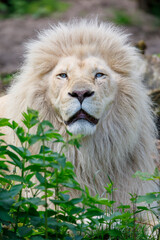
[
  {"x1": 95, "y1": 73, "x2": 105, "y2": 79},
  {"x1": 58, "y1": 73, "x2": 68, "y2": 79}
]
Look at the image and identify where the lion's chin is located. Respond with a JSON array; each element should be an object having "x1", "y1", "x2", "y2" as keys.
[{"x1": 67, "y1": 119, "x2": 97, "y2": 136}]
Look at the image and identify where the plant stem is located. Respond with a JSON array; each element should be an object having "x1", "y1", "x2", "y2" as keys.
[
  {"x1": 14, "y1": 141, "x2": 26, "y2": 233},
  {"x1": 39, "y1": 122, "x2": 48, "y2": 239},
  {"x1": 133, "y1": 196, "x2": 137, "y2": 240},
  {"x1": 42, "y1": 139, "x2": 48, "y2": 239},
  {"x1": 55, "y1": 169, "x2": 59, "y2": 240}
]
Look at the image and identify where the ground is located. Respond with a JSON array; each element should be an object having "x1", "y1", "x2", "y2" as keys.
[{"x1": 0, "y1": 0, "x2": 160, "y2": 75}]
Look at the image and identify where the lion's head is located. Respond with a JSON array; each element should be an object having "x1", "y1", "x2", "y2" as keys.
[{"x1": 12, "y1": 19, "x2": 142, "y2": 138}]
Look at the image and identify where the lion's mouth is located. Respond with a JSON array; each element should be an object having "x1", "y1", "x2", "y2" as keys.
[{"x1": 64, "y1": 109, "x2": 99, "y2": 126}]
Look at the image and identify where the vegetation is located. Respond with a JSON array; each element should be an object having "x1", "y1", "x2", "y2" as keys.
[
  {"x1": 0, "y1": 73, "x2": 13, "y2": 92},
  {"x1": 0, "y1": 0, "x2": 69, "y2": 18},
  {"x1": 0, "y1": 109, "x2": 159, "y2": 239},
  {"x1": 112, "y1": 10, "x2": 133, "y2": 26}
]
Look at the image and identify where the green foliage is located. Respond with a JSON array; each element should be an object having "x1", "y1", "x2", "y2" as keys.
[
  {"x1": 0, "y1": 0, "x2": 69, "y2": 19},
  {"x1": 112, "y1": 10, "x2": 133, "y2": 26},
  {"x1": 133, "y1": 169, "x2": 160, "y2": 234},
  {"x1": 0, "y1": 109, "x2": 159, "y2": 239},
  {"x1": 0, "y1": 73, "x2": 13, "y2": 92}
]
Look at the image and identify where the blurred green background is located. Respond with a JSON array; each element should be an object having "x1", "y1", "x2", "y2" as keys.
[
  {"x1": 0, "y1": 0, "x2": 69, "y2": 18},
  {"x1": 0, "y1": 0, "x2": 160, "y2": 19}
]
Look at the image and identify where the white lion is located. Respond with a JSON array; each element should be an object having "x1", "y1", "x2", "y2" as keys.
[{"x1": 0, "y1": 19, "x2": 158, "y2": 205}]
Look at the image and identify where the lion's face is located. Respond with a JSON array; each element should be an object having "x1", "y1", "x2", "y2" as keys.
[{"x1": 48, "y1": 56, "x2": 118, "y2": 135}]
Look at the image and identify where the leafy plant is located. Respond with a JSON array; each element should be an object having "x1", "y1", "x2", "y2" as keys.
[
  {"x1": 0, "y1": 0, "x2": 69, "y2": 19},
  {"x1": 134, "y1": 169, "x2": 160, "y2": 236},
  {"x1": 0, "y1": 109, "x2": 159, "y2": 239}
]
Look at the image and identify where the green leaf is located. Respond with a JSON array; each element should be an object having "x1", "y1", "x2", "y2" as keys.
[
  {"x1": 46, "y1": 209, "x2": 57, "y2": 217},
  {"x1": 60, "y1": 193, "x2": 70, "y2": 201},
  {"x1": 10, "y1": 184, "x2": 23, "y2": 197},
  {"x1": 15, "y1": 197, "x2": 44, "y2": 207},
  {"x1": 46, "y1": 131, "x2": 64, "y2": 142},
  {"x1": 5, "y1": 175, "x2": 24, "y2": 183},
  {"x1": 108, "y1": 229, "x2": 121, "y2": 237},
  {"x1": 39, "y1": 145, "x2": 52, "y2": 154},
  {"x1": 83, "y1": 208, "x2": 104, "y2": 218},
  {"x1": 31, "y1": 236, "x2": 44, "y2": 240},
  {"x1": 0, "y1": 145, "x2": 7, "y2": 151},
  {"x1": 25, "y1": 165, "x2": 43, "y2": 172},
  {"x1": 37, "y1": 120, "x2": 54, "y2": 135},
  {"x1": 57, "y1": 155, "x2": 66, "y2": 168},
  {"x1": 137, "y1": 206, "x2": 149, "y2": 210},
  {"x1": 7, "y1": 150, "x2": 22, "y2": 169},
  {"x1": 61, "y1": 181, "x2": 79, "y2": 189},
  {"x1": 67, "y1": 136, "x2": 82, "y2": 149},
  {"x1": 65, "y1": 161, "x2": 74, "y2": 169},
  {"x1": 136, "y1": 193, "x2": 157, "y2": 204},
  {"x1": 25, "y1": 173, "x2": 35, "y2": 182},
  {"x1": 104, "y1": 211, "x2": 122, "y2": 221},
  {"x1": 156, "y1": 193, "x2": 160, "y2": 201},
  {"x1": 0, "y1": 189, "x2": 11, "y2": 199},
  {"x1": 0, "y1": 160, "x2": 9, "y2": 171},
  {"x1": 0, "y1": 118, "x2": 11, "y2": 127},
  {"x1": 70, "y1": 207, "x2": 83, "y2": 215},
  {"x1": 153, "y1": 167, "x2": 160, "y2": 178},
  {"x1": 69, "y1": 197, "x2": 83, "y2": 205},
  {"x1": 30, "y1": 216, "x2": 43, "y2": 227},
  {"x1": 0, "y1": 177, "x2": 10, "y2": 184},
  {"x1": 0, "y1": 133, "x2": 5, "y2": 136},
  {"x1": 133, "y1": 171, "x2": 154, "y2": 181},
  {"x1": 50, "y1": 199, "x2": 67, "y2": 204},
  {"x1": 0, "y1": 185, "x2": 23, "y2": 199},
  {"x1": 29, "y1": 135, "x2": 42, "y2": 145},
  {"x1": 36, "y1": 172, "x2": 45, "y2": 184},
  {"x1": 16, "y1": 126, "x2": 30, "y2": 143},
  {"x1": 117, "y1": 204, "x2": 131, "y2": 210},
  {"x1": 22, "y1": 108, "x2": 39, "y2": 129},
  {"x1": 18, "y1": 226, "x2": 33, "y2": 237},
  {"x1": 66, "y1": 129, "x2": 73, "y2": 136},
  {"x1": 153, "y1": 223, "x2": 160, "y2": 232},
  {"x1": 8, "y1": 145, "x2": 25, "y2": 157},
  {"x1": 96, "y1": 198, "x2": 114, "y2": 206},
  {"x1": 39, "y1": 120, "x2": 54, "y2": 129},
  {"x1": 0, "y1": 196, "x2": 14, "y2": 209},
  {"x1": 30, "y1": 158, "x2": 55, "y2": 168},
  {"x1": 0, "y1": 154, "x2": 6, "y2": 160},
  {"x1": 11, "y1": 120, "x2": 18, "y2": 129},
  {"x1": 0, "y1": 208, "x2": 13, "y2": 222}
]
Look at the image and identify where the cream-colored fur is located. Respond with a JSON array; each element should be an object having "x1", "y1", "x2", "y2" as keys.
[{"x1": 0, "y1": 19, "x2": 158, "y2": 205}]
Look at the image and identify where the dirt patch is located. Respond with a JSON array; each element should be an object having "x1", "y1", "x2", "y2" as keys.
[{"x1": 0, "y1": 0, "x2": 160, "y2": 74}]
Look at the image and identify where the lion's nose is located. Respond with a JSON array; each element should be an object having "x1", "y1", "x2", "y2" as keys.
[{"x1": 68, "y1": 90, "x2": 94, "y2": 104}]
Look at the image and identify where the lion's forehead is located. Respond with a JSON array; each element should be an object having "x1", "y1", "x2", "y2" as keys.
[{"x1": 54, "y1": 55, "x2": 109, "y2": 76}]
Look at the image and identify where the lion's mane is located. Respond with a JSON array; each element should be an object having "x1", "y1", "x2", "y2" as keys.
[{"x1": 2, "y1": 19, "x2": 158, "y2": 204}]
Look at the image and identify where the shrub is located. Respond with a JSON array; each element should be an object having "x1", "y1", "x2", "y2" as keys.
[{"x1": 0, "y1": 109, "x2": 159, "y2": 239}]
